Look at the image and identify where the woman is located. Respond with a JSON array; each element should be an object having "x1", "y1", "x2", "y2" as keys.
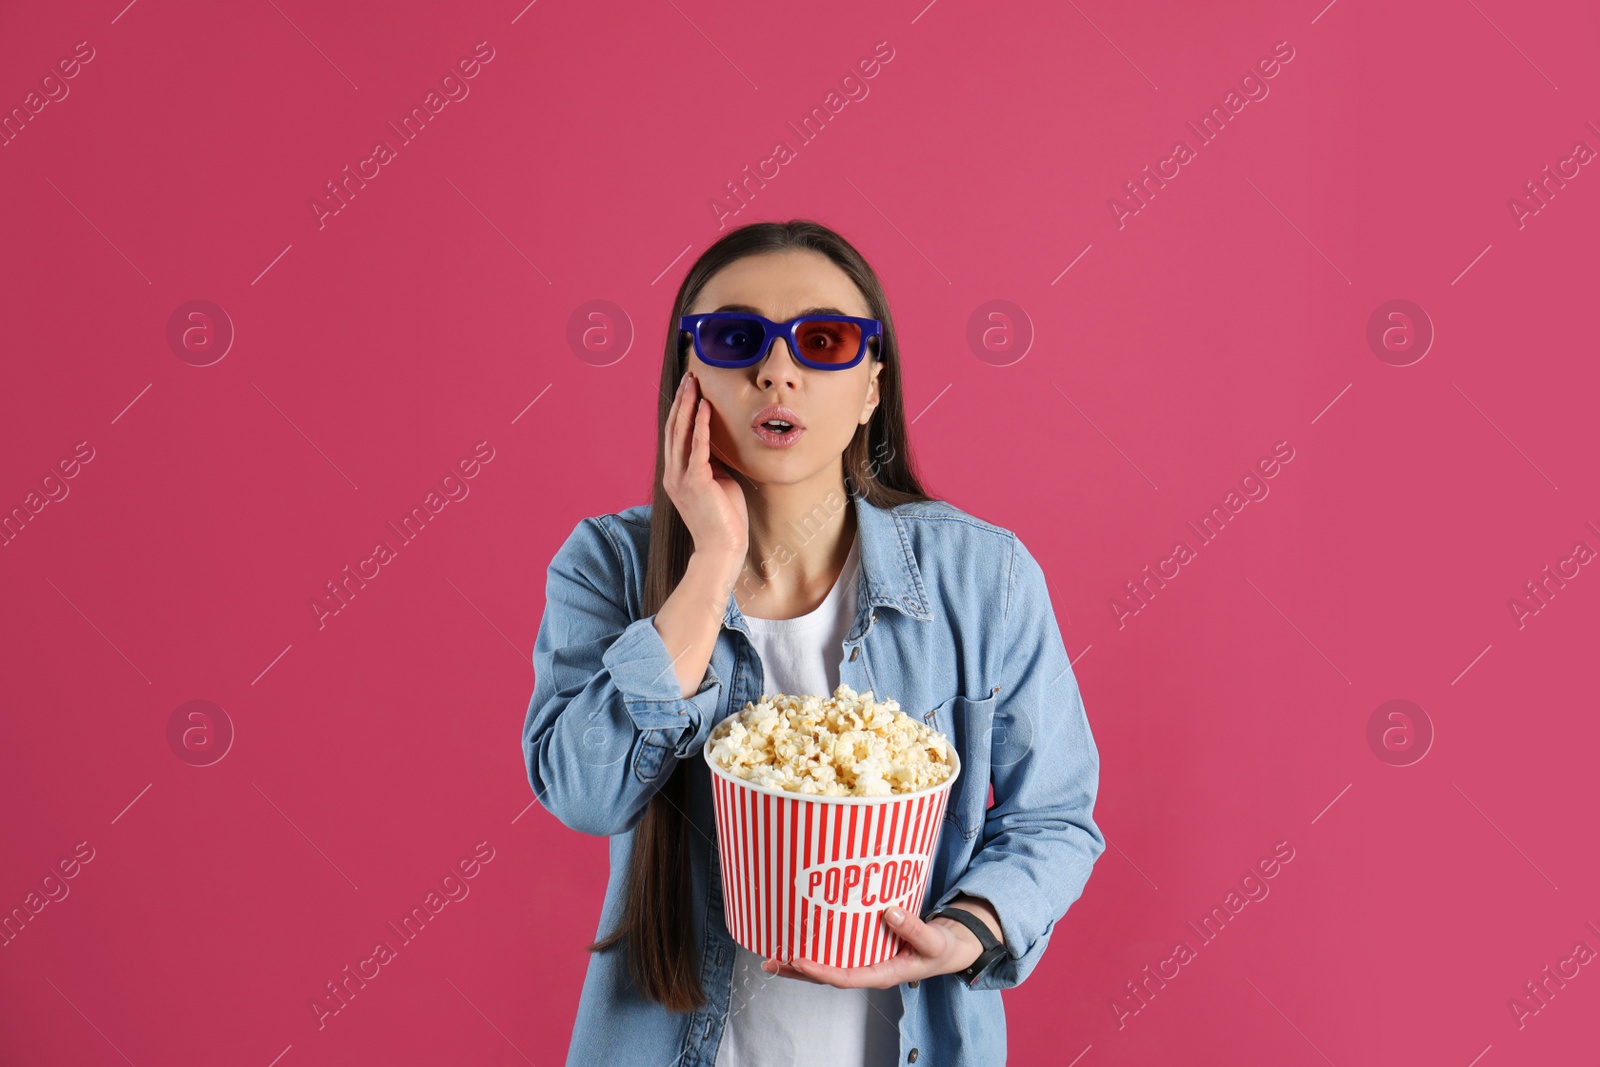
[{"x1": 523, "y1": 219, "x2": 1104, "y2": 1066}]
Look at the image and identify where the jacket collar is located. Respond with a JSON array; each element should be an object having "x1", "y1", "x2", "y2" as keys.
[{"x1": 721, "y1": 488, "x2": 933, "y2": 638}]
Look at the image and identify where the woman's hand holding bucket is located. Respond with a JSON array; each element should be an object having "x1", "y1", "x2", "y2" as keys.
[{"x1": 759, "y1": 894, "x2": 1003, "y2": 988}]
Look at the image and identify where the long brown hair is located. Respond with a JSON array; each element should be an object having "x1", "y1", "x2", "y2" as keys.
[{"x1": 587, "y1": 219, "x2": 936, "y2": 1011}]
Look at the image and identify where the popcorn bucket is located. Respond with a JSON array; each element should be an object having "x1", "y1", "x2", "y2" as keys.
[{"x1": 703, "y1": 738, "x2": 961, "y2": 968}]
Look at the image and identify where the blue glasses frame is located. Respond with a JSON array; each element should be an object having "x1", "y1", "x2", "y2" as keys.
[{"x1": 679, "y1": 312, "x2": 883, "y2": 371}]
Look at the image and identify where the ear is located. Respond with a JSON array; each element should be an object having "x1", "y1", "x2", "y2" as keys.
[{"x1": 860, "y1": 360, "x2": 882, "y2": 424}]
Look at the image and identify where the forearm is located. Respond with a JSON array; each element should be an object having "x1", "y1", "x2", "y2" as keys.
[
  {"x1": 948, "y1": 893, "x2": 1004, "y2": 944},
  {"x1": 654, "y1": 549, "x2": 739, "y2": 698},
  {"x1": 921, "y1": 893, "x2": 1006, "y2": 974},
  {"x1": 523, "y1": 513, "x2": 749, "y2": 837},
  {"x1": 524, "y1": 610, "x2": 728, "y2": 835},
  {"x1": 933, "y1": 805, "x2": 1103, "y2": 989}
]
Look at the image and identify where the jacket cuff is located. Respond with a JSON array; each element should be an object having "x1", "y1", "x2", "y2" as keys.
[
  {"x1": 929, "y1": 864, "x2": 1054, "y2": 989},
  {"x1": 599, "y1": 614, "x2": 723, "y2": 734}
]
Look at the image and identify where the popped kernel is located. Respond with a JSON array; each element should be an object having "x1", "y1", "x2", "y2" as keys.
[{"x1": 708, "y1": 684, "x2": 954, "y2": 797}]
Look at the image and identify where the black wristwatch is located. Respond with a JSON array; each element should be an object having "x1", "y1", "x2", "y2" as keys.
[{"x1": 923, "y1": 905, "x2": 1006, "y2": 987}]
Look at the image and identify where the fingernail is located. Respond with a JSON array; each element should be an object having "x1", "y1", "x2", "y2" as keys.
[{"x1": 886, "y1": 906, "x2": 905, "y2": 923}]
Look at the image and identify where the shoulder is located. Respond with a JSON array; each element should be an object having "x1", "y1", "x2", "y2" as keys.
[
  {"x1": 554, "y1": 504, "x2": 651, "y2": 555},
  {"x1": 891, "y1": 497, "x2": 1018, "y2": 556},
  {"x1": 891, "y1": 498, "x2": 1049, "y2": 620},
  {"x1": 546, "y1": 504, "x2": 653, "y2": 608}
]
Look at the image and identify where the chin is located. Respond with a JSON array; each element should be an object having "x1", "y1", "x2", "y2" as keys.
[{"x1": 732, "y1": 451, "x2": 815, "y2": 484}]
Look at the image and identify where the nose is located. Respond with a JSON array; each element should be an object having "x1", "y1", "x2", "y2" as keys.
[{"x1": 756, "y1": 335, "x2": 802, "y2": 391}]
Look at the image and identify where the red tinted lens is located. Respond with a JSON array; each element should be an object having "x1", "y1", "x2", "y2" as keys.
[{"x1": 793, "y1": 319, "x2": 862, "y2": 365}]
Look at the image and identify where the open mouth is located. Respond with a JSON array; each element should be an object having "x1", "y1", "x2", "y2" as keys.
[{"x1": 752, "y1": 418, "x2": 805, "y2": 447}]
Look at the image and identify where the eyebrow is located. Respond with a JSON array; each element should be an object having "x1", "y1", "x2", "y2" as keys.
[{"x1": 712, "y1": 304, "x2": 851, "y2": 317}]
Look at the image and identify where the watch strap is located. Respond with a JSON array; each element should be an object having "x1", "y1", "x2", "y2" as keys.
[{"x1": 923, "y1": 905, "x2": 1007, "y2": 986}]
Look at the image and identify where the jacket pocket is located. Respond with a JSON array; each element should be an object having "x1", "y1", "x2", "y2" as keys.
[
  {"x1": 634, "y1": 732, "x2": 672, "y2": 783},
  {"x1": 922, "y1": 691, "x2": 998, "y2": 840}
]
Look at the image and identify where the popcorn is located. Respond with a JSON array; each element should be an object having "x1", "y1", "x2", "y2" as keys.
[{"x1": 707, "y1": 684, "x2": 954, "y2": 797}]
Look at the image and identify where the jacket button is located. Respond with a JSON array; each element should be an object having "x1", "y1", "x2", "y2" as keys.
[
  {"x1": 908, "y1": 1050, "x2": 919, "y2": 1063},
  {"x1": 871, "y1": 611, "x2": 878, "y2": 622},
  {"x1": 849, "y1": 646, "x2": 860, "y2": 661}
]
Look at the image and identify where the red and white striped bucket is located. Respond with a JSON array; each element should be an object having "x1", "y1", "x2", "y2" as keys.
[{"x1": 704, "y1": 739, "x2": 960, "y2": 968}]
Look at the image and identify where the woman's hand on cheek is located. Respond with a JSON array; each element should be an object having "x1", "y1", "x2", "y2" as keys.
[
  {"x1": 663, "y1": 372, "x2": 748, "y2": 562},
  {"x1": 759, "y1": 906, "x2": 986, "y2": 988}
]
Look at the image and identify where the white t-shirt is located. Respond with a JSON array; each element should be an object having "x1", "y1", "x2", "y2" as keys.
[{"x1": 714, "y1": 531, "x2": 904, "y2": 1067}]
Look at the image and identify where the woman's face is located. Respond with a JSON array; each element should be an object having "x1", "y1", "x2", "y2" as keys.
[{"x1": 683, "y1": 250, "x2": 883, "y2": 490}]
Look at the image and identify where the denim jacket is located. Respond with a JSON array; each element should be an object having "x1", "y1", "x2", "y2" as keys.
[{"x1": 522, "y1": 489, "x2": 1105, "y2": 1067}]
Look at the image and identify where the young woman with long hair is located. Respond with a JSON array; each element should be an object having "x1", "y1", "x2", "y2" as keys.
[{"x1": 523, "y1": 218, "x2": 1104, "y2": 1066}]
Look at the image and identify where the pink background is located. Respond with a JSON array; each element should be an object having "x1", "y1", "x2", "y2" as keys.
[{"x1": 2, "y1": 0, "x2": 1597, "y2": 1063}]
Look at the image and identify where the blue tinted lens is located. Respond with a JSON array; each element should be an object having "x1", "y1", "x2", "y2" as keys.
[{"x1": 703, "y1": 317, "x2": 767, "y2": 362}]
